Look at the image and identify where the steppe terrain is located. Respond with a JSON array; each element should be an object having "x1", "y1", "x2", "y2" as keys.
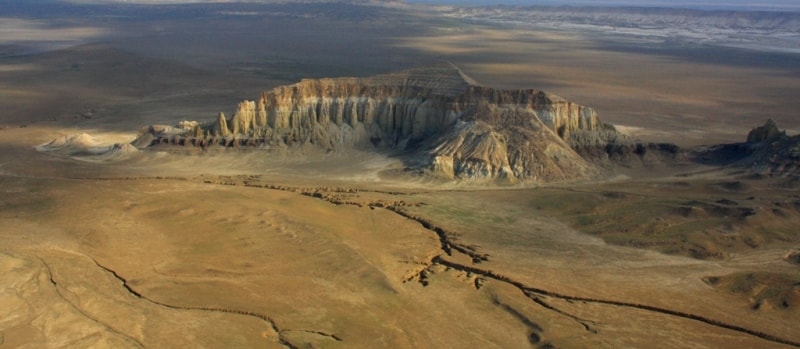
[{"x1": 1, "y1": 1, "x2": 799, "y2": 348}]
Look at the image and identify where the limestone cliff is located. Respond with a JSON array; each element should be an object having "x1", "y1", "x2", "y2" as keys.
[{"x1": 134, "y1": 63, "x2": 626, "y2": 182}]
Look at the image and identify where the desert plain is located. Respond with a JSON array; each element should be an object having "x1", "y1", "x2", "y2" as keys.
[{"x1": 1, "y1": 1, "x2": 799, "y2": 348}]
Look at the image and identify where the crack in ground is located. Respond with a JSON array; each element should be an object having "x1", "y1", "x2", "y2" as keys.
[
  {"x1": 85, "y1": 256, "x2": 325, "y2": 349},
  {"x1": 200, "y1": 179, "x2": 488, "y2": 289},
  {"x1": 527, "y1": 294, "x2": 597, "y2": 333},
  {"x1": 435, "y1": 257, "x2": 800, "y2": 348},
  {"x1": 38, "y1": 258, "x2": 145, "y2": 349},
  {"x1": 193, "y1": 177, "x2": 800, "y2": 347},
  {"x1": 402, "y1": 262, "x2": 438, "y2": 287},
  {"x1": 282, "y1": 329, "x2": 344, "y2": 342},
  {"x1": 490, "y1": 294, "x2": 549, "y2": 345},
  {"x1": 36, "y1": 252, "x2": 334, "y2": 349},
  {"x1": 383, "y1": 205, "x2": 489, "y2": 264},
  {"x1": 192, "y1": 177, "x2": 488, "y2": 264}
]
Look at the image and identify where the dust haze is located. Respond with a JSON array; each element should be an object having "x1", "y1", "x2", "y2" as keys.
[{"x1": 1, "y1": 1, "x2": 799, "y2": 348}]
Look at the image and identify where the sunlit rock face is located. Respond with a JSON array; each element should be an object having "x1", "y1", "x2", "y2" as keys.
[{"x1": 134, "y1": 63, "x2": 627, "y2": 182}]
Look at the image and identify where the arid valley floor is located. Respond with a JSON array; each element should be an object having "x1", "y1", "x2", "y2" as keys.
[{"x1": 1, "y1": 1, "x2": 800, "y2": 348}]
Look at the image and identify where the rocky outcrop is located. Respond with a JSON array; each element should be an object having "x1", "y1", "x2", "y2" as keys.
[
  {"x1": 425, "y1": 104, "x2": 595, "y2": 182},
  {"x1": 693, "y1": 119, "x2": 800, "y2": 176},
  {"x1": 747, "y1": 119, "x2": 785, "y2": 143},
  {"x1": 37, "y1": 133, "x2": 140, "y2": 162},
  {"x1": 133, "y1": 63, "x2": 629, "y2": 182},
  {"x1": 785, "y1": 249, "x2": 800, "y2": 265},
  {"x1": 739, "y1": 119, "x2": 800, "y2": 176}
]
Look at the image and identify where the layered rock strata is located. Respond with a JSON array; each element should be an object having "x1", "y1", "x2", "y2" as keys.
[{"x1": 134, "y1": 64, "x2": 629, "y2": 182}]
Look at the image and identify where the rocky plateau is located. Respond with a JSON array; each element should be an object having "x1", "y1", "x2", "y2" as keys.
[
  {"x1": 41, "y1": 63, "x2": 797, "y2": 184},
  {"x1": 132, "y1": 63, "x2": 670, "y2": 183}
]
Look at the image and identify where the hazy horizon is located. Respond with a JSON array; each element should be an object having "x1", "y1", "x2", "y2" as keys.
[
  {"x1": 2, "y1": 0, "x2": 798, "y2": 12},
  {"x1": 406, "y1": 0, "x2": 800, "y2": 11}
]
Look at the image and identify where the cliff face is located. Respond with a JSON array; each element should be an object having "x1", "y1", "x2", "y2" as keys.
[
  {"x1": 428, "y1": 104, "x2": 594, "y2": 182},
  {"x1": 134, "y1": 63, "x2": 623, "y2": 182}
]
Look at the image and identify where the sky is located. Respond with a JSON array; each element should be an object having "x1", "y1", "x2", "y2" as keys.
[
  {"x1": 405, "y1": 0, "x2": 800, "y2": 11},
  {"x1": 3, "y1": 0, "x2": 798, "y2": 12}
]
